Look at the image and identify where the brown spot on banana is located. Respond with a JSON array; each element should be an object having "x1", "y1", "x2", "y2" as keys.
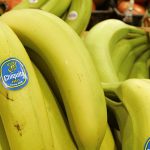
[
  {"x1": 0, "y1": 91, "x2": 14, "y2": 101},
  {"x1": 6, "y1": 93, "x2": 14, "y2": 101},
  {"x1": 14, "y1": 122, "x2": 24, "y2": 136}
]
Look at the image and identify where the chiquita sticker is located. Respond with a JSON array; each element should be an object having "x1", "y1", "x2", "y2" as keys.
[
  {"x1": 28, "y1": 0, "x2": 38, "y2": 3},
  {"x1": 0, "y1": 58, "x2": 29, "y2": 90},
  {"x1": 145, "y1": 138, "x2": 150, "y2": 150},
  {"x1": 67, "y1": 11, "x2": 78, "y2": 20}
]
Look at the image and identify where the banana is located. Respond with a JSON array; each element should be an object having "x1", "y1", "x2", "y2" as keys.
[
  {"x1": 100, "y1": 125, "x2": 116, "y2": 150},
  {"x1": 0, "y1": 117, "x2": 10, "y2": 150},
  {"x1": 40, "y1": 0, "x2": 71, "y2": 17},
  {"x1": 33, "y1": 63, "x2": 77, "y2": 150},
  {"x1": 0, "y1": 9, "x2": 107, "y2": 150},
  {"x1": 117, "y1": 44, "x2": 150, "y2": 81},
  {"x1": 64, "y1": 0, "x2": 92, "y2": 35},
  {"x1": 129, "y1": 50, "x2": 150, "y2": 79},
  {"x1": 12, "y1": 0, "x2": 47, "y2": 9},
  {"x1": 103, "y1": 79, "x2": 150, "y2": 150},
  {"x1": 111, "y1": 35, "x2": 148, "y2": 73},
  {"x1": 0, "y1": 21, "x2": 54, "y2": 150},
  {"x1": 84, "y1": 19, "x2": 146, "y2": 83}
]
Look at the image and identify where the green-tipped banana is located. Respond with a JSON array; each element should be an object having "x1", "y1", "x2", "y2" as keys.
[
  {"x1": 111, "y1": 35, "x2": 148, "y2": 73},
  {"x1": 118, "y1": 44, "x2": 150, "y2": 81},
  {"x1": 103, "y1": 79, "x2": 150, "y2": 150},
  {"x1": 84, "y1": 19, "x2": 145, "y2": 83},
  {"x1": 0, "y1": 9, "x2": 107, "y2": 150},
  {"x1": 0, "y1": 21, "x2": 54, "y2": 150},
  {"x1": 12, "y1": 0, "x2": 47, "y2": 9},
  {"x1": 64, "y1": 0, "x2": 92, "y2": 35},
  {"x1": 40, "y1": 0, "x2": 71, "y2": 17},
  {"x1": 129, "y1": 50, "x2": 150, "y2": 79},
  {"x1": 33, "y1": 63, "x2": 77, "y2": 150}
]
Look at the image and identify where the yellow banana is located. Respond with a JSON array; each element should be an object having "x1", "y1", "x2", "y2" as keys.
[
  {"x1": 0, "y1": 21, "x2": 54, "y2": 150},
  {"x1": 33, "y1": 62, "x2": 77, "y2": 150},
  {"x1": 0, "y1": 9, "x2": 107, "y2": 150}
]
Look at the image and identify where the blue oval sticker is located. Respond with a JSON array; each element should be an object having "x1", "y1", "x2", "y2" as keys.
[
  {"x1": 0, "y1": 58, "x2": 29, "y2": 90},
  {"x1": 145, "y1": 138, "x2": 150, "y2": 150}
]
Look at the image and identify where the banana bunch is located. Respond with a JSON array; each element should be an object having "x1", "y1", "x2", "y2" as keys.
[
  {"x1": 0, "y1": 8, "x2": 110, "y2": 150},
  {"x1": 11, "y1": 0, "x2": 92, "y2": 35},
  {"x1": 102, "y1": 78, "x2": 150, "y2": 150},
  {"x1": 82, "y1": 18, "x2": 150, "y2": 149},
  {"x1": 84, "y1": 19, "x2": 150, "y2": 83},
  {"x1": 2, "y1": 6, "x2": 150, "y2": 150}
]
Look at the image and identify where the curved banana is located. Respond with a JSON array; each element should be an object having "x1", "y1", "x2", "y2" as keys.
[
  {"x1": 12, "y1": 0, "x2": 47, "y2": 9},
  {"x1": 103, "y1": 79, "x2": 150, "y2": 150},
  {"x1": 111, "y1": 35, "x2": 148, "y2": 73},
  {"x1": 0, "y1": 9, "x2": 107, "y2": 150},
  {"x1": 64, "y1": 0, "x2": 92, "y2": 35},
  {"x1": 33, "y1": 63, "x2": 77, "y2": 150},
  {"x1": 84, "y1": 19, "x2": 146, "y2": 83},
  {"x1": 40, "y1": 0, "x2": 71, "y2": 17},
  {"x1": 0, "y1": 21, "x2": 54, "y2": 150},
  {"x1": 129, "y1": 50, "x2": 150, "y2": 79},
  {"x1": 118, "y1": 44, "x2": 150, "y2": 81}
]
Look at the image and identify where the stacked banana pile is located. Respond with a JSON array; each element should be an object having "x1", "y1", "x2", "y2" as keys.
[{"x1": 0, "y1": 5, "x2": 150, "y2": 150}]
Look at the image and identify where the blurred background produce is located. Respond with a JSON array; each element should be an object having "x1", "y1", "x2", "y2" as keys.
[
  {"x1": 88, "y1": 0, "x2": 150, "y2": 27},
  {"x1": 0, "y1": 0, "x2": 21, "y2": 14}
]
